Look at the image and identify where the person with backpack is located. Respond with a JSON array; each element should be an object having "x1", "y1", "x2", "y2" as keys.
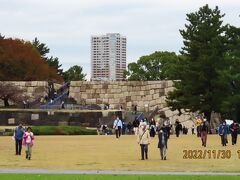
[
  {"x1": 200, "y1": 119, "x2": 208, "y2": 147},
  {"x1": 219, "y1": 121, "x2": 229, "y2": 146},
  {"x1": 137, "y1": 122, "x2": 151, "y2": 160},
  {"x1": 13, "y1": 123, "x2": 25, "y2": 155},
  {"x1": 229, "y1": 120, "x2": 239, "y2": 145},
  {"x1": 113, "y1": 116, "x2": 123, "y2": 139}
]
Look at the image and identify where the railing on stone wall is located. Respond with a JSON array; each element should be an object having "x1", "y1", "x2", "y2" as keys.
[
  {"x1": 137, "y1": 112, "x2": 144, "y2": 121},
  {"x1": 40, "y1": 91, "x2": 68, "y2": 109}
]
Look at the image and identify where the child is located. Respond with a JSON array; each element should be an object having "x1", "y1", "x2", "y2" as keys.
[{"x1": 23, "y1": 127, "x2": 34, "y2": 160}]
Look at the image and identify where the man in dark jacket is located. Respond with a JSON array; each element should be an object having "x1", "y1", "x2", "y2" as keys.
[
  {"x1": 175, "y1": 120, "x2": 182, "y2": 137},
  {"x1": 200, "y1": 119, "x2": 208, "y2": 147},
  {"x1": 229, "y1": 120, "x2": 239, "y2": 145},
  {"x1": 219, "y1": 121, "x2": 229, "y2": 146},
  {"x1": 158, "y1": 127, "x2": 168, "y2": 160}
]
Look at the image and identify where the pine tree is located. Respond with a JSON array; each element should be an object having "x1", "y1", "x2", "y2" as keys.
[{"x1": 166, "y1": 5, "x2": 227, "y2": 121}]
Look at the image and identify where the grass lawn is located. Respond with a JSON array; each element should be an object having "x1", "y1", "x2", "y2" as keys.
[
  {"x1": 0, "y1": 135, "x2": 240, "y2": 172},
  {"x1": 0, "y1": 174, "x2": 240, "y2": 180}
]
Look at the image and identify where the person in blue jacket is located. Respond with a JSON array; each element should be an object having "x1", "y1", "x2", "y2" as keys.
[
  {"x1": 14, "y1": 123, "x2": 25, "y2": 155},
  {"x1": 218, "y1": 121, "x2": 229, "y2": 146}
]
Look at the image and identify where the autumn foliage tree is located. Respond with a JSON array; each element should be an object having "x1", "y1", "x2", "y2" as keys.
[{"x1": 0, "y1": 38, "x2": 62, "y2": 81}]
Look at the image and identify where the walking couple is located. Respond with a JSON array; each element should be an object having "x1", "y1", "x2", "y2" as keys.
[{"x1": 137, "y1": 122, "x2": 168, "y2": 160}]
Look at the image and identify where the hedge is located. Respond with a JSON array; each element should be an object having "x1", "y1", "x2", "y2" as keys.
[{"x1": 30, "y1": 126, "x2": 97, "y2": 135}]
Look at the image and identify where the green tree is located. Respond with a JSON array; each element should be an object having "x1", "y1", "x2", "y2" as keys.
[
  {"x1": 124, "y1": 51, "x2": 180, "y2": 80},
  {"x1": 166, "y1": 5, "x2": 228, "y2": 120},
  {"x1": 64, "y1": 65, "x2": 86, "y2": 82},
  {"x1": 31, "y1": 37, "x2": 50, "y2": 58},
  {"x1": 31, "y1": 38, "x2": 63, "y2": 76},
  {"x1": 220, "y1": 25, "x2": 240, "y2": 120}
]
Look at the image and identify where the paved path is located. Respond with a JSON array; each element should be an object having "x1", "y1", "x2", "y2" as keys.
[{"x1": 0, "y1": 169, "x2": 240, "y2": 175}]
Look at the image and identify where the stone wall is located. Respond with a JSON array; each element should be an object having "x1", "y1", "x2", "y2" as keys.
[
  {"x1": 0, "y1": 81, "x2": 48, "y2": 97},
  {"x1": 69, "y1": 81, "x2": 174, "y2": 112},
  {"x1": 0, "y1": 81, "x2": 49, "y2": 106},
  {"x1": 69, "y1": 81, "x2": 195, "y2": 129},
  {"x1": 0, "y1": 109, "x2": 121, "y2": 127}
]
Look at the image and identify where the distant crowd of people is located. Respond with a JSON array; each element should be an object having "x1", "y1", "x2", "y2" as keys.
[{"x1": 108, "y1": 114, "x2": 240, "y2": 161}]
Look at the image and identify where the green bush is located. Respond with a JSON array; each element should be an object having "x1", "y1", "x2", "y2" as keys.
[{"x1": 31, "y1": 126, "x2": 97, "y2": 135}]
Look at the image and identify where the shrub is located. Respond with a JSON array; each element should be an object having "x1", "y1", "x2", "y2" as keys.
[{"x1": 31, "y1": 126, "x2": 97, "y2": 135}]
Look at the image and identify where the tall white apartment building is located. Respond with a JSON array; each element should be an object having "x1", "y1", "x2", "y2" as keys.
[{"x1": 91, "y1": 33, "x2": 126, "y2": 80}]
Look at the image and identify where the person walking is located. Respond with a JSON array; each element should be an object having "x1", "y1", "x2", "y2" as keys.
[
  {"x1": 60, "y1": 101, "x2": 65, "y2": 109},
  {"x1": 229, "y1": 120, "x2": 239, "y2": 145},
  {"x1": 158, "y1": 127, "x2": 168, "y2": 160},
  {"x1": 195, "y1": 117, "x2": 202, "y2": 137},
  {"x1": 149, "y1": 118, "x2": 156, "y2": 137},
  {"x1": 191, "y1": 125, "x2": 195, "y2": 135},
  {"x1": 113, "y1": 116, "x2": 123, "y2": 139},
  {"x1": 175, "y1": 120, "x2": 182, "y2": 137},
  {"x1": 219, "y1": 121, "x2": 229, "y2": 146},
  {"x1": 200, "y1": 119, "x2": 208, "y2": 147},
  {"x1": 132, "y1": 118, "x2": 140, "y2": 135},
  {"x1": 13, "y1": 123, "x2": 25, "y2": 155},
  {"x1": 137, "y1": 122, "x2": 151, "y2": 160},
  {"x1": 164, "y1": 118, "x2": 172, "y2": 139},
  {"x1": 23, "y1": 127, "x2": 34, "y2": 160}
]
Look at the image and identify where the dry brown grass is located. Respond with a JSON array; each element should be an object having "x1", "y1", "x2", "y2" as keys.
[{"x1": 0, "y1": 134, "x2": 240, "y2": 172}]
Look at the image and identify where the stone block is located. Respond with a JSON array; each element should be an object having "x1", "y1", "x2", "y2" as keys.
[
  {"x1": 113, "y1": 85, "x2": 118, "y2": 89},
  {"x1": 149, "y1": 100, "x2": 156, "y2": 107},
  {"x1": 122, "y1": 86, "x2": 127, "y2": 92},
  {"x1": 86, "y1": 99, "x2": 96, "y2": 104},
  {"x1": 139, "y1": 91, "x2": 144, "y2": 96},
  {"x1": 101, "y1": 89, "x2": 107, "y2": 94},
  {"x1": 25, "y1": 82, "x2": 31, "y2": 87},
  {"x1": 58, "y1": 121, "x2": 68, "y2": 126},
  {"x1": 31, "y1": 114, "x2": 39, "y2": 120},
  {"x1": 96, "y1": 99, "x2": 103, "y2": 104},
  {"x1": 150, "y1": 89, "x2": 155, "y2": 95},
  {"x1": 141, "y1": 86, "x2": 146, "y2": 91},
  {"x1": 126, "y1": 96, "x2": 131, "y2": 102},
  {"x1": 31, "y1": 81, "x2": 38, "y2": 86},
  {"x1": 102, "y1": 83, "x2": 108, "y2": 89},
  {"x1": 27, "y1": 87, "x2": 34, "y2": 93},
  {"x1": 153, "y1": 93, "x2": 159, "y2": 99},
  {"x1": 146, "y1": 95, "x2": 153, "y2": 101},
  {"x1": 72, "y1": 87, "x2": 80, "y2": 93},
  {"x1": 80, "y1": 86, "x2": 86, "y2": 92},
  {"x1": 123, "y1": 92, "x2": 129, "y2": 97},
  {"x1": 8, "y1": 118, "x2": 15, "y2": 125},
  {"x1": 81, "y1": 94, "x2": 88, "y2": 99},
  {"x1": 159, "y1": 89, "x2": 165, "y2": 96}
]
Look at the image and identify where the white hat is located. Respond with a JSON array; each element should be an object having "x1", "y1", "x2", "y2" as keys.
[{"x1": 140, "y1": 122, "x2": 147, "y2": 127}]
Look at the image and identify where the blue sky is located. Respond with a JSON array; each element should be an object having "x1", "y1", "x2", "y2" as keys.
[{"x1": 1, "y1": 0, "x2": 240, "y2": 79}]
